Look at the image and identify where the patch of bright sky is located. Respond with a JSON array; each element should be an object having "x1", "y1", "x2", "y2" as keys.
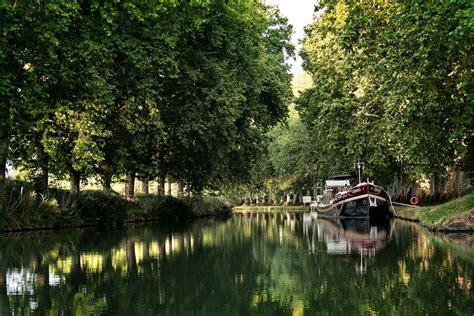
[{"x1": 264, "y1": 0, "x2": 317, "y2": 74}]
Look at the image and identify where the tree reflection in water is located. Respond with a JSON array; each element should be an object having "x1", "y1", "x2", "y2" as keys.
[{"x1": 0, "y1": 214, "x2": 472, "y2": 315}]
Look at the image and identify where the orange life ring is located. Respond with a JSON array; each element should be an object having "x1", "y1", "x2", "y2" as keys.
[{"x1": 410, "y1": 196, "x2": 419, "y2": 205}]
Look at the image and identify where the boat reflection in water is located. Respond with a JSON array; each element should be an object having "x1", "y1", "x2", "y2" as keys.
[{"x1": 315, "y1": 218, "x2": 391, "y2": 273}]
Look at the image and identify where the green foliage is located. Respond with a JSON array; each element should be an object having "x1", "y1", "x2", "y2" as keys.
[
  {"x1": 0, "y1": 179, "x2": 231, "y2": 230},
  {"x1": 72, "y1": 190, "x2": 129, "y2": 225},
  {"x1": 137, "y1": 195, "x2": 192, "y2": 221},
  {"x1": 2, "y1": 0, "x2": 294, "y2": 197},
  {"x1": 297, "y1": 0, "x2": 474, "y2": 184},
  {"x1": 0, "y1": 182, "x2": 81, "y2": 230},
  {"x1": 136, "y1": 195, "x2": 231, "y2": 221},
  {"x1": 161, "y1": 1, "x2": 294, "y2": 192},
  {"x1": 267, "y1": 115, "x2": 315, "y2": 190},
  {"x1": 184, "y1": 196, "x2": 232, "y2": 217},
  {"x1": 0, "y1": 180, "x2": 128, "y2": 230}
]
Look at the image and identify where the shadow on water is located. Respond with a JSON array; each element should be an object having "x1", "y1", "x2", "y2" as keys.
[{"x1": 0, "y1": 212, "x2": 472, "y2": 315}]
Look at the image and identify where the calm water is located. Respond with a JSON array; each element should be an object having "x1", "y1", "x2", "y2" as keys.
[{"x1": 0, "y1": 213, "x2": 473, "y2": 315}]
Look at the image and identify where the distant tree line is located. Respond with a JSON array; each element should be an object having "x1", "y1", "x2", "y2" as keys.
[{"x1": 0, "y1": 0, "x2": 293, "y2": 197}]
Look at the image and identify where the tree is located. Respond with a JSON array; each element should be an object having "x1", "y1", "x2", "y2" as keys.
[
  {"x1": 1, "y1": 0, "x2": 79, "y2": 192},
  {"x1": 2, "y1": 0, "x2": 294, "y2": 197},
  {"x1": 162, "y1": 1, "x2": 294, "y2": 194},
  {"x1": 298, "y1": 0, "x2": 473, "y2": 187}
]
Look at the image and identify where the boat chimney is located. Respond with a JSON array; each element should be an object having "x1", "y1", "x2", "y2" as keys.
[{"x1": 353, "y1": 162, "x2": 365, "y2": 184}]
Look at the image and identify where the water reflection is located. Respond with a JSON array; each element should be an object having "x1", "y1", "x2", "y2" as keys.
[
  {"x1": 0, "y1": 214, "x2": 472, "y2": 315},
  {"x1": 316, "y1": 218, "x2": 389, "y2": 254},
  {"x1": 314, "y1": 218, "x2": 390, "y2": 273}
]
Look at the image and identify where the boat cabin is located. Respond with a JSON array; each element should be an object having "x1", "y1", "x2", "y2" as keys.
[{"x1": 320, "y1": 178, "x2": 351, "y2": 205}]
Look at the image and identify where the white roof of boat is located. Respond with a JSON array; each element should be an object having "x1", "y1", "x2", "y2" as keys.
[{"x1": 325, "y1": 180, "x2": 350, "y2": 188}]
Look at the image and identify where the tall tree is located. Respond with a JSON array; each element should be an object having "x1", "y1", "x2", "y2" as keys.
[{"x1": 298, "y1": 0, "x2": 473, "y2": 186}]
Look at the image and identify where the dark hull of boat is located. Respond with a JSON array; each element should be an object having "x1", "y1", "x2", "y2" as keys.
[{"x1": 339, "y1": 197, "x2": 389, "y2": 218}]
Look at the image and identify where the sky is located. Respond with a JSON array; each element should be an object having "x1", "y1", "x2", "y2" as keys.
[{"x1": 264, "y1": 0, "x2": 317, "y2": 74}]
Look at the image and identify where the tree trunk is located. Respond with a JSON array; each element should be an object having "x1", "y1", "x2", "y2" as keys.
[
  {"x1": 0, "y1": 101, "x2": 10, "y2": 192},
  {"x1": 177, "y1": 179, "x2": 184, "y2": 197},
  {"x1": 166, "y1": 181, "x2": 172, "y2": 196},
  {"x1": 125, "y1": 170, "x2": 135, "y2": 199},
  {"x1": 100, "y1": 163, "x2": 114, "y2": 194},
  {"x1": 155, "y1": 140, "x2": 166, "y2": 196},
  {"x1": 457, "y1": 170, "x2": 465, "y2": 197},
  {"x1": 451, "y1": 168, "x2": 463, "y2": 197},
  {"x1": 245, "y1": 191, "x2": 251, "y2": 205},
  {"x1": 431, "y1": 173, "x2": 442, "y2": 197},
  {"x1": 34, "y1": 143, "x2": 49, "y2": 195},
  {"x1": 269, "y1": 184, "x2": 273, "y2": 205},
  {"x1": 0, "y1": 113, "x2": 9, "y2": 192},
  {"x1": 141, "y1": 177, "x2": 149, "y2": 195},
  {"x1": 158, "y1": 175, "x2": 166, "y2": 195},
  {"x1": 155, "y1": 179, "x2": 160, "y2": 195},
  {"x1": 157, "y1": 175, "x2": 165, "y2": 196},
  {"x1": 70, "y1": 170, "x2": 81, "y2": 193}
]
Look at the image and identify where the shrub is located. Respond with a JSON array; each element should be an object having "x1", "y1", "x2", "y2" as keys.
[
  {"x1": 1, "y1": 179, "x2": 231, "y2": 231},
  {"x1": 74, "y1": 190, "x2": 129, "y2": 225},
  {"x1": 136, "y1": 195, "x2": 192, "y2": 221},
  {"x1": 136, "y1": 195, "x2": 231, "y2": 220},
  {"x1": 0, "y1": 183, "x2": 81, "y2": 230},
  {"x1": 157, "y1": 196, "x2": 192, "y2": 220},
  {"x1": 183, "y1": 196, "x2": 231, "y2": 217}
]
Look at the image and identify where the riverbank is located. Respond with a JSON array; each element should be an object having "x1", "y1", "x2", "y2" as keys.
[
  {"x1": 0, "y1": 186, "x2": 231, "y2": 233},
  {"x1": 394, "y1": 191, "x2": 474, "y2": 231},
  {"x1": 233, "y1": 205, "x2": 310, "y2": 212}
]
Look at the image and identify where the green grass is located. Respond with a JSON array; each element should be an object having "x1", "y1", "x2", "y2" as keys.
[
  {"x1": 395, "y1": 190, "x2": 474, "y2": 229},
  {"x1": 393, "y1": 207, "x2": 421, "y2": 221}
]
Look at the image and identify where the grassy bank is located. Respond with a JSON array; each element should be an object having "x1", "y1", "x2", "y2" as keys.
[
  {"x1": 0, "y1": 184, "x2": 231, "y2": 233},
  {"x1": 395, "y1": 190, "x2": 474, "y2": 231}
]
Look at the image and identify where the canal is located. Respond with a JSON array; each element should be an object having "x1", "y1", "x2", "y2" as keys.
[{"x1": 0, "y1": 212, "x2": 472, "y2": 315}]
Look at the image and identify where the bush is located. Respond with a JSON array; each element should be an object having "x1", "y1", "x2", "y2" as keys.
[
  {"x1": 136, "y1": 195, "x2": 231, "y2": 220},
  {"x1": 1, "y1": 180, "x2": 231, "y2": 231},
  {"x1": 136, "y1": 195, "x2": 192, "y2": 221},
  {"x1": 74, "y1": 190, "x2": 129, "y2": 225},
  {"x1": 0, "y1": 183, "x2": 82, "y2": 230},
  {"x1": 183, "y1": 196, "x2": 231, "y2": 217}
]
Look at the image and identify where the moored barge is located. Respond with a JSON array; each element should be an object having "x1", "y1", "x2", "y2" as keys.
[
  {"x1": 314, "y1": 182, "x2": 391, "y2": 218},
  {"x1": 312, "y1": 163, "x2": 392, "y2": 219}
]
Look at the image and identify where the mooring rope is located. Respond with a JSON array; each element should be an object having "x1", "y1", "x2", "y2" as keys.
[{"x1": 388, "y1": 195, "x2": 400, "y2": 217}]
